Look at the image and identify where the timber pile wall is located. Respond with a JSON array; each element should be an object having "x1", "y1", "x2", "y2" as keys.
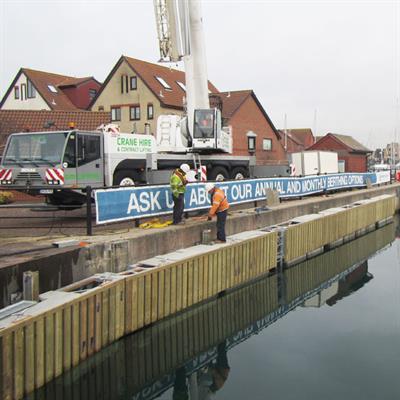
[{"x1": 284, "y1": 195, "x2": 395, "y2": 263}]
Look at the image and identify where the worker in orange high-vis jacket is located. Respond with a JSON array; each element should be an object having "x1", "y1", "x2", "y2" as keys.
[{"x1": 205, "y1": 182, "x2": 229, "y2": 243}]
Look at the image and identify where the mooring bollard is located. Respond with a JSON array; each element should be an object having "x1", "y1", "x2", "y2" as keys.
[{"x1": 23, "y1": 271, "x2": 39, "y2": 301}]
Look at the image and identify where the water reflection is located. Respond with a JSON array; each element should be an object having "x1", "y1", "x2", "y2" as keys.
[
  {"x1": 29, "y1": 222, "x2": 395, "y2": 400},
  {"x1": 172, "y1": 341, "x2": 230, "y2": 400}
]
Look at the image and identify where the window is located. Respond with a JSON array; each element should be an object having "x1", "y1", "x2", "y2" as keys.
[
  {"x1": 27, "y1": 80, "x2": 36, "y2": 98},
  {"x1": 130, "y1": 76, "x2": 137, "y2": 90},
  {"x1": 89, "y1": 89, "x2": 97, "y2": 100},
  {"x1": 248, "y1": 137, "x2": 256, "y2": 152},
  {"x1": 247, "y1": 131, "x2": 257, "y2": 152},
  {"x1": 120, "y1": 75, "x2": 129, "y2": 93},
  {"x1": 14, "y1": 86, "x2": 19, "y2": 99},
  {"x1": 246, "y1": 131, "x2": 257, "y2": 153},
  {"x1": 98, "y1": 105, "x2": 104, "y2": 111},
  {"x1": 155, "y1": 76, "x2": 172, "y2": 90},
  {"x1": 193, "y1": 109, "x2": 215, "y2": 138},
  {"x1": 3, "y1": 132, "x2": 69, "y2": 165},
  {"x1": 21, "y1": 83, "x2": 26, "y2": 100},
  {"x1": 130, "y1": 105, "x2": 140, "y2": 121},
  {"x1": 111, "y1": 107, "x2": 121, "y2": 121},
  {"x1": 176, "y1": 81, "x2": 186, "y2": 91},
  {"x1": 262, "y1": 138, "x2": 272, "y2": 151},
  {"x1": 147, "y1": 104, "x2": 154, "y2": 120},
  {"x1": 77, "y1": 134, "x2": 101, "y2": 166},
  {"x1": 47, "y1": 84, "x2": 57, "y2": 93},
  {"x1": 63, "y1": 133, "x2": 76, "y2": 167}
]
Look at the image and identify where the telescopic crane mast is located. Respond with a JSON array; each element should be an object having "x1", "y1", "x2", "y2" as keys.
[{"x1": 153, "y1": 0, "x2": 232, "y2": 153}]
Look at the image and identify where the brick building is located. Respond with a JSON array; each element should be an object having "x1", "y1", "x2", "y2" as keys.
[
  {"x1": 216, "y1": 91, "x2": 287, "y2": 165},
  {"x1": 308, "y1": 133, "x2": 371, "y2": 172},
  {"x1": 277, "y1": 128, "x2": 315, "y2": 153},
  {"x1": 0, "y1": 68, "x2": 101, "y2": 111}
]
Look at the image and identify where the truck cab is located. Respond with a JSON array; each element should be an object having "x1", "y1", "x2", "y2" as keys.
[{"x1": 0, "y1": 130, "x2": 104, "y2": 205}]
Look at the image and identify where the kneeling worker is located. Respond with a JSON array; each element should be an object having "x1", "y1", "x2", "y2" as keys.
[
  {"x1": 170, "y1": 163, "x2": 190, "y2": 225},
  {"x1": 205, "y1": 182, "x2": 229, "y2": 243}
]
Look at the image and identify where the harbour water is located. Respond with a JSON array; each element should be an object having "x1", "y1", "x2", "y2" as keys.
[{"x1": 29, "y1": 219, "x2": 400, "y2": 400}]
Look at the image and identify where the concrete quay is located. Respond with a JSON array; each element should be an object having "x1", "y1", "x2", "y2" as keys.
[{"x1": 0, "y1": 183, "x2": 399, "y2": 308}]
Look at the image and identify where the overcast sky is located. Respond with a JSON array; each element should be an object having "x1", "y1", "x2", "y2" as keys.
[{"x1": 1, "y1": 0, "x2": 399, "y2": 149}]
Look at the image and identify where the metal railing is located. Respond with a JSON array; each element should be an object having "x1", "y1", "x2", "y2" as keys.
[{"x1": 0, "y1": 186, "x2": 94, "y2": 236}]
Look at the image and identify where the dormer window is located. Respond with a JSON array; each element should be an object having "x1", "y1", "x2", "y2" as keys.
[
  {"x1": 155, "y1": 76, "x2": 172, "y2": 90},
  {"x1": 89, "y1": 89, "x2": 97, "y2": 100},
  {"x1": 47, "y1": 85, "x2": 58, "y2": 93},
  {"x1": 176, "y1": 81, "x2": 186, "y2": 91},
  {"x1": 14, "y1": 86, "x2": 19, "y2": 99}
]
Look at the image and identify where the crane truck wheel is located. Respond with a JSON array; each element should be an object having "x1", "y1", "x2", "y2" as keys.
[
  {"x1": 208, "y1": 166, "x2": 229, "y2": 181},
  {"x1": 113, "y1": 170, "x2": 139, "y2": 186},
  {"x1": 231, "y1": 167, "x2": 248, "y2": 180}
]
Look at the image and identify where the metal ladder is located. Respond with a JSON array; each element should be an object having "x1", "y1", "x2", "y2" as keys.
[
  {"x1": 192, "y1": 153, "x2": 202, "y2": 181},
  {"x1": 276, "y1": 227, "x2": 286, "y2": 269},
  {"x1": 276, "y1": 227, "x2": 287, "y2": 306}
]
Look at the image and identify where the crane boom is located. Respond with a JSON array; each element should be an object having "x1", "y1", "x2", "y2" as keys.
[
  {"x1": 153, "y1": 0, "x2": 209, "y2": 113},
  {"x1": 153, "y1": 0, "x2": 232, "y2": 154},
  {"x1": 153, "y1": 0, "x2": 190, "y2": 62}
]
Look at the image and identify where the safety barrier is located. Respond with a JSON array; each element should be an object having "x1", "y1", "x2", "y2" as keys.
[
  {"x1": 95, "y1": 171, "x2": 392, "y2": 224},
  {"x1": 0, "y1": 185, "x2": 95, "y2": 236}
]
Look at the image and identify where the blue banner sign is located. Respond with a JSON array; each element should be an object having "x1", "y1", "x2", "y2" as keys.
[{"x1": 95, "y1": 172, "x2": 384, "y2": 224}]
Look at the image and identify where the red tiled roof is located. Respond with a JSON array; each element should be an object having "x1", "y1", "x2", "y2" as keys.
[
  {"x1": 309, "y1": 133, "x2": 371, "y2": 153},
  {"x1": 58, "y1": 76, "x2": 97, "y2": 88},
  {"x1": 216, "y1": 90, "x2": 253, "y2": 119},
  {"x1": 277, "y1": 130, "x2": 304, "y2": 153},
  {"x1": 0, "y1": 68, "x2": 100, "y2": 111},
  {"x1": 124, "y1": 56, "x2": 219, "y2": 108},
  {"x1": 214, "y1": 90, "x2": 280, "y2": 139},
  {"x1": 91, "y1": 55, "x2": 219, "y2": 110},
  {"x1": 0, "y1": 110, "x2": 110, "y2": 153},
  {"x1": 328, "y1": 133, "x2": 371, "y2": 152},
  {"x1": 286, "y1": 128, "x2": 315, "y2": 148}
]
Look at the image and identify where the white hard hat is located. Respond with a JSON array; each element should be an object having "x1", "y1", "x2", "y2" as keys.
[
  {"x1": 180, "y1": 163, "x2": 190, "y2": 173},
  {"x1": 205, "y1": 182, "x2": 215, "y2": 192}
]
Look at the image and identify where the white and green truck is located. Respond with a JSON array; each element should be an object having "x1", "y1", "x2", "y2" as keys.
[{"x1": 0, "y1": 116, "x2": 254, "y2": 206}]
